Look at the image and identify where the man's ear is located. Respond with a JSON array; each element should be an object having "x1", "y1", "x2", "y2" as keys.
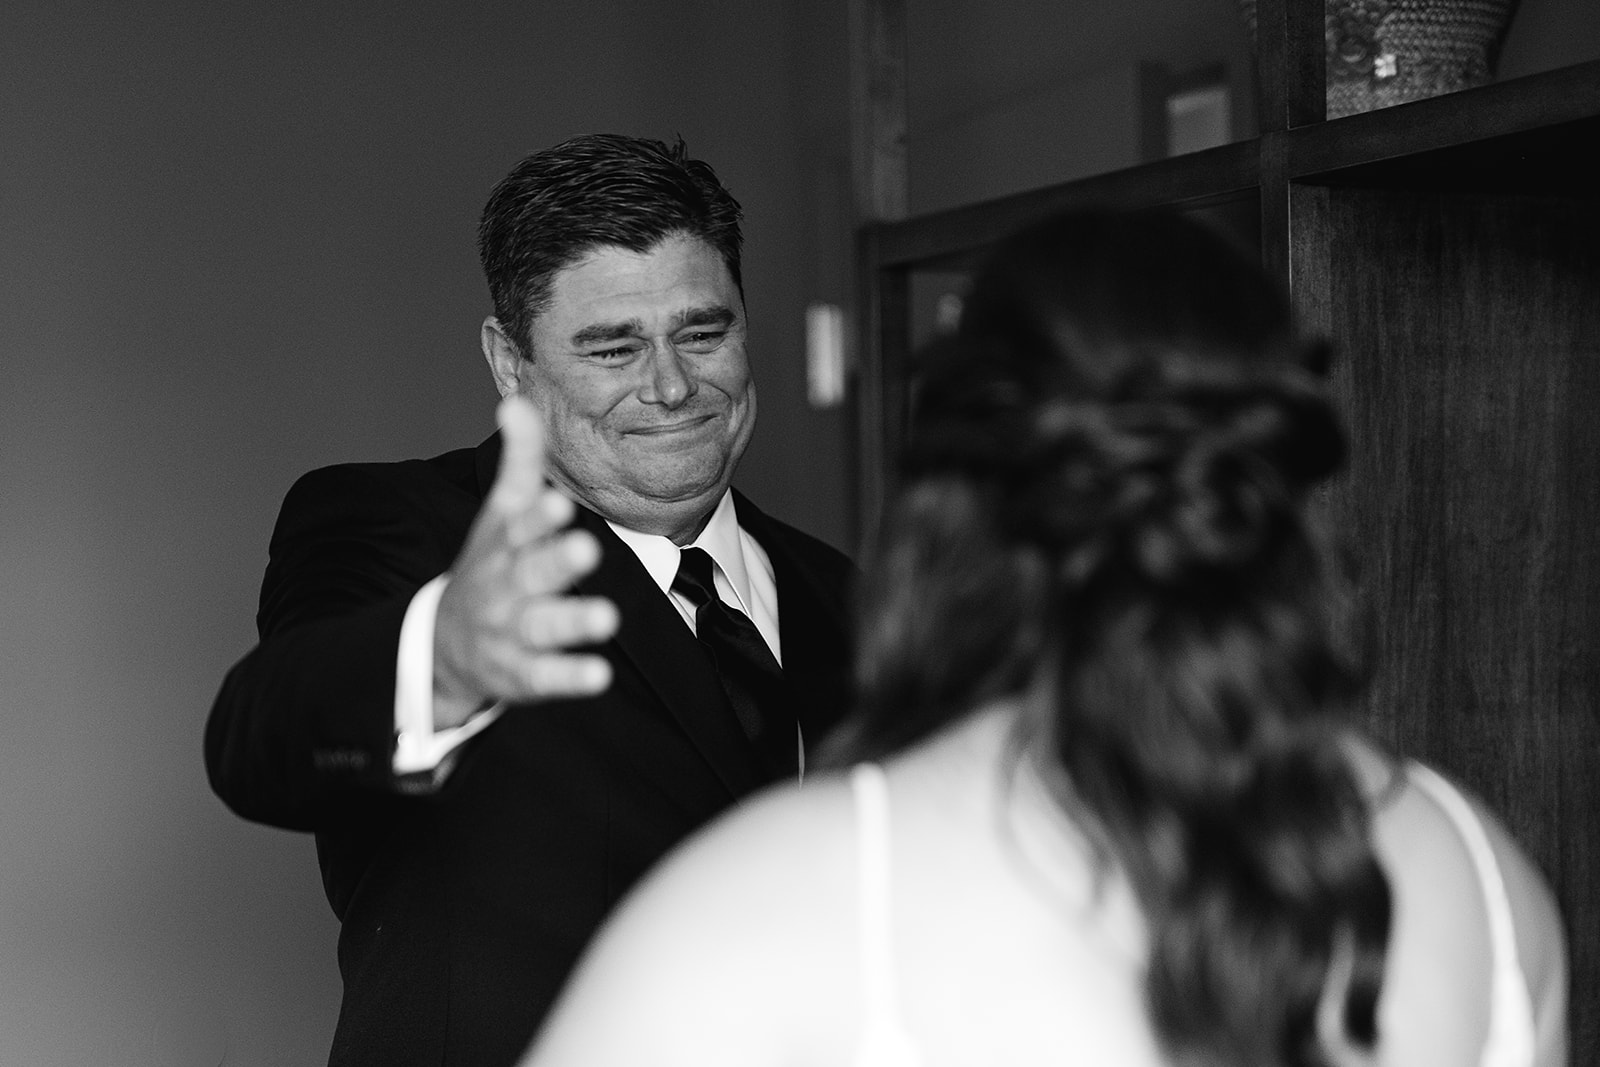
[{"x1": 482, "y1": 316, "x2": 526, "y2": 398}]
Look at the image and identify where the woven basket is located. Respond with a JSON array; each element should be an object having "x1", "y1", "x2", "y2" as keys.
[{"x1": 1238, "y1": 0, "x2": 1520, "y2": 117}]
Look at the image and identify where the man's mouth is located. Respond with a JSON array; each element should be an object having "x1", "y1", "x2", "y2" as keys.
[{"x1": 625, "y1": 414, "x2": 717, "y2": 436}]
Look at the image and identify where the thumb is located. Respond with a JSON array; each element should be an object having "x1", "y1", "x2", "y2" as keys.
[{"x1": 491, "y1": 394, "x2": 548, "y2": 511}]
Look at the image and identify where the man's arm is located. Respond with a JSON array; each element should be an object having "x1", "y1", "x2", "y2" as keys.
[
  {"x1": 204, "y1": 397, "x2": 618, "y2": 831},
  {"x1": 205, "y1": 448, "x2": 452, "y2": 830}
]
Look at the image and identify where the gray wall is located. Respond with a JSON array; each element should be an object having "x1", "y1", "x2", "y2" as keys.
[{"x1": 1, "y1": 2, "x2": 848, "y2": 1064}]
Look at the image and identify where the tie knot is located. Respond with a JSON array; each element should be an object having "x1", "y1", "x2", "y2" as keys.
[{"x1": 672, "y1": 546, "x2": 718, "y2": 609}]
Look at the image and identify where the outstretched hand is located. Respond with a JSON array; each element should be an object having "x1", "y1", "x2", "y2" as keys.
[{"x1": 432, "y1": 395, "x2": 619, "y2": 730}]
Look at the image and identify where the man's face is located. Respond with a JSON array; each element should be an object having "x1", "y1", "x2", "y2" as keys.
[{"x1": 490, "y1": 232, "x2": 756, "y2": 543}]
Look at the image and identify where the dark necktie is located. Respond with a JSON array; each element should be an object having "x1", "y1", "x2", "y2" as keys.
[{"x1": 672, "y1": 547, "x2": 796, "y2": 779}]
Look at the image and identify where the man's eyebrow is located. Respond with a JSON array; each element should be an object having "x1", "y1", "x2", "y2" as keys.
[
  {"x1": 672, "y1": 306, "x2": 736, "y2": 331},
  {"x1": 567, "y1": 307, "x2": 734, "y2": 347},
  {"x1": 570, "y1": 319, "x2": 644, "y2": 347}
]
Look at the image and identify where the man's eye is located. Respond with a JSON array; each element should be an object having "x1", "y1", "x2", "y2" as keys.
[
  {"x1": 588, "y1": 345, "x2": 640, "y2": 360},
  {"x1": 677, "y1": 331, "x2": 725, "y2": 350}
]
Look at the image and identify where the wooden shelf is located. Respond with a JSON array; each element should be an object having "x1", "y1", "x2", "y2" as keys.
[
  {"x1": 866, "y1": 59, "x2": 1600, "y2": 276},
  {"x1": 1285, "y1": 58, "x2": 1600, "y2": 190},
  {"x1": 852, "y1": 11, "x2": 1600, "y2": 1057}
]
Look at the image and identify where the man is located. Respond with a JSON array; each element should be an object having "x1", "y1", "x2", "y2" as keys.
[{"x1": 205, "y1": 134, "x2": 855, "y2": 1067}]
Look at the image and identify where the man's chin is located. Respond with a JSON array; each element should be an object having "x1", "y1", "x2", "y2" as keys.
[
  {"x1": 589, "y1": 479, "x2": 730, "y2": 542},
  {"x1": 627, "y1": 472, "x2": 730, "y2": 510},
  {"x1": 616, "y1": 443, "x2": 736, "y2": 489}
]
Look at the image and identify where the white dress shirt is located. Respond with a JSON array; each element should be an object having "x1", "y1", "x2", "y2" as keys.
[{"x1": 392, "y1": 490, "x2": 779, "y2": 783}]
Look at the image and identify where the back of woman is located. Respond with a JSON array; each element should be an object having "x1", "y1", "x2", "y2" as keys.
[
  {"x1": 520, "y1": 719, "x2": 1564, "y2": 1067},
  {"x1": 813, "y1": 724, "x2": 1566, "y2": 1067},
  {"x1": 834, "y1": 731, "x2": 1567, "y2": 1067},
  {"x1": 519, "y1": 208, "x2": 1567, "y2": 1067}
]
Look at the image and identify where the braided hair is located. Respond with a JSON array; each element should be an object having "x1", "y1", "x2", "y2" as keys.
[{"x1": 831, "y1": 209, "x2": 1390, "y2": 1067}]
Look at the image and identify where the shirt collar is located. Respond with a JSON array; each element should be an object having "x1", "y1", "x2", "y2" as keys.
[{"x1": 605, "y1": 491, "x2": 755, "y2": 615}]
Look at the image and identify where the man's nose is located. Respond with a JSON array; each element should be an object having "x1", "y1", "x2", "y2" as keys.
[{"x1": 638, "y1": 344, "x2": 697, "y2": 408}]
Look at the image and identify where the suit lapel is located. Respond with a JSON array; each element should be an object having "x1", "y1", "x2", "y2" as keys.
[
  {"x1": 474, "y1": 433, "x2": 501, "y2": 499},
  {"x1": 474, "y1": 435, "x2": 841, "y2": 794},
  {"x1": 732, "y1": 492, "x2": 855, "y2": 752},
  {"x1": 569, "y1": 505, "x2": 765, "y2": 799}
]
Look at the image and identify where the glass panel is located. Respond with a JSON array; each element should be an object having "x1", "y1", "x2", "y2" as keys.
[
  {"x1": 897, "y1": 194, "x2": 1259, "y2": 363},
  {"x1": 888, "y1": 267, "x2": 972, "y2": 456},
  {"x1": 905, "y1": 0, "x2": 1258, "y2": 216},
  {"x1": 908, "y1": 269, "x2": 971, "y2": 352}
]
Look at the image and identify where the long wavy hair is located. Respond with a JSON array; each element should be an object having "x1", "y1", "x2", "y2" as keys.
[{"x1": 827, "y1": 209, "x2": 1391, "y2": 1067}]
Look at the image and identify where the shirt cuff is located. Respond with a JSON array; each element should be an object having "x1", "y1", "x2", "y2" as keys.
[{"x1": 393, "y1": 574, "x2": 503, "y2": 782}]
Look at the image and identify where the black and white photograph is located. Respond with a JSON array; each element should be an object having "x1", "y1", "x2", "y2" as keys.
[{"x1": 2, "y1": 1, "x2": 1597, "y2": 1064}]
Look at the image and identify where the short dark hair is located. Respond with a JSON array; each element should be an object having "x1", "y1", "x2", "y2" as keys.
[{"x1": 477, "y1": 133, "x2": 744, "y2": 355}]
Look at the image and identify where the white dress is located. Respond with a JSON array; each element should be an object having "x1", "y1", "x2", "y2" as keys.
[{"x1": 847, "y1": 761, "x2": 1537, "y2": 1067}]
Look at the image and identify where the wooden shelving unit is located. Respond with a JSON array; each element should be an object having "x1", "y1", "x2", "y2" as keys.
[{"x1": 853, "y1": 0, "x2": 1600, "y2": 1055}]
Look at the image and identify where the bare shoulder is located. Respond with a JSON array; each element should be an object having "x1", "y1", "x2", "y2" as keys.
[
  {"x1": 620, "y1": 772, "x2": 861, "y2": 931},
  {"x1": 599, "y1": 770, "x2": 860, "y2": 938},
  {"x1": 520, "y1": 775, "x2": 861, "y2": 1067},
  {"x1": 1343, "y1": 738, "x2": 1568, "y2": 1066},
  {"x1": 1395, "y1": 757, "x2": 1568, "y2": 1065}
]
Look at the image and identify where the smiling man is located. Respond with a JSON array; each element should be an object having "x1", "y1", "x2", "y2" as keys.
[
  {"x1": 485, "y1": 233, "x2": 755, "y2": 539},
  {"x1": 205, "y1": 135, "x2": 855, "y2": 1067}
]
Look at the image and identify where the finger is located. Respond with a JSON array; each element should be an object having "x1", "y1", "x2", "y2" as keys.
[
  {"x1": 517, "y1": 652, "x2": 613, "y2": 699},
  {"x1": 490, "y1": 395, "x2": 548, "y2": 513},
  {"x1": 503, "y1": 485, "x2": 574, "y2": 547},
  {"x1": 514, "y1": 529, "x2": 602, "y2": 594},
  {"x1": 518, "y1": 596, "x2": 620, "y2": 650}
]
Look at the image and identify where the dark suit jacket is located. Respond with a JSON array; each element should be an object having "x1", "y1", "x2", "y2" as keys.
[{"x1": 205, "y1": 434, "x2": 855, "y2": 1067}]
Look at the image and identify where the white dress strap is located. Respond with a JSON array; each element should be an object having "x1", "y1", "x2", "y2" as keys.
[
  {"x1": 851, "y1": 764, "x2": 925, "y2": 1067},
  {"x1": 1406, "y1": 762, "x2": 1537, "y2": 1067}
]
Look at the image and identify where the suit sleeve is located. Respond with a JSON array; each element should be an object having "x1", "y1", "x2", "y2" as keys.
[{"x1": 204, "y1": 463, "x2": 456, "y2": 831}]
